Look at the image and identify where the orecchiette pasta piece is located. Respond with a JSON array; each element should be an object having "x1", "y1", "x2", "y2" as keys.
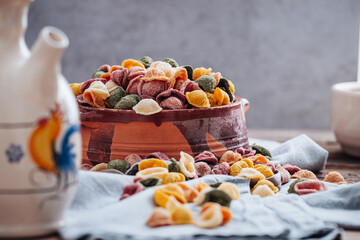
[
  {"x1": 254, "y1": 164, "x2": 274, "y2": 178},
  {"x1": 323, "y1": 171, "x2": 347, "y2": 184},
  {"x1": 186, "y1": 90, "x2": 211, "y2": 108},
  {"x1": 171, "y1": 205, "x2": 193, "y2": 225},
  {"x1": 154, "y1": 183, "x2": 187, "y2": 208},
  {"x1": 202, "y1": 189, "x2": 232, "y2": 207},
  {"x1": 176, "y1": 183, "x2": 199, "y2": 203},
  {"x1": 237, "y1": 168, "x2": 265, "y2": 181},
  {"x1": 193, "y1": 67, "x2": 212, "y2": 80},
  {"x1": 251, "y1": 179, "x2": 278, "y2": 194},
  {"x1": 219, "y1": 150, "x2": 242, "y2": 166},
  {"x1": 291, "y1": 170, "x2": 318, "y2": 180},
  {"x1": 133, "y1": 99, "x2": 163, "y2": 116},
  {"x1": 195, "y1": 202, "x2": 223, "y2": 229},
  {"x1": 90, "y1": 163, "x2": 107, "y2": 172},
  {"x1": 294, "y1": 180, "x2": 327, "y2": 195},
  {"x1": 135, "y1": 167, "x2": 169, "y2": 179},
  {"x1": 217, "y1": 182, "x2": 240, "y2": 200},
  {"x1": 193, "y1": 182, "x2": 211, "y2": 192},
  {"x1": 83, "y1": 81, "x2": 110, "y2": 108},
  {"x1": 251, "y1": 185, "x2": 275, "y2": 198},
  {"x1": 138, "y1": 158, "x2": 168, "y2": 171},
  {"x1": 146, "y1": 207, "x2": 173, "y2": 228},
  {"x1": 168, "y1": 67, "x2": 188, "y2": 89},
  {"x1": 121, "y1": 59, "x2": 145, "y2": 70},
  {"x1": 165, "y1": 195, "x2": 182, "y2": 214},
  {"x1": 179, "y1": 151, "x2": 196, "y2": 178},
  {"x1": 194, "y1": 187, "x2": 212, "y2": 206}
]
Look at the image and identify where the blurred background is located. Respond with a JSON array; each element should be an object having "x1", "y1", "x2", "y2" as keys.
[{"x1": 26, "y1": 0, "x2": 360, "y2": 130}]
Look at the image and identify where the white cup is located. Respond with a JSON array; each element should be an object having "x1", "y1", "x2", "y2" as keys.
[{"x1": 331, "y1": 82, "x2": 360, "y2": 157}]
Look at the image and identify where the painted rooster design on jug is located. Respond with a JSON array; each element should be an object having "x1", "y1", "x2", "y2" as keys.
[
  {"x1": 0, "y1": 0, "x2": 81, "y2": 237},
  {"x1": 29, "y1": 104, "x2": 79, "y2": 190}
]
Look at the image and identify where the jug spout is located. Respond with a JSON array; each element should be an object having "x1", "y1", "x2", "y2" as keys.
[
  {"x1": 23, "y1": 26, "x2": 69, "y2": 109},
  {"x1": 0, "y1": 0, "x2": 32, "y2": 67}
]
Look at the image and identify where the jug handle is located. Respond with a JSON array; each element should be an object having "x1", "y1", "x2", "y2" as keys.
[{"x1": 240, "y1": 98, "x2": 250, "y2": 113}]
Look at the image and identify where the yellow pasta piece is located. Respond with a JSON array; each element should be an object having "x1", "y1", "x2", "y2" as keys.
[
  {"x1": 254, "y1": 165, "x2": 274, "y2": 178},
  {"x1": 213, "y1": 87, "x2": 230, "y2": 105},
  {"x1": 193, "y1": 182, "x2": 211, "y2": 192},
  {"x1": 230, "y1": 159, "x2": 253, "y2": 177},
  {"x1": 205, "y1": 92, "x2": 217, "y2": 107},
  {"x1": 248, "y1": 154, "x2": 269, "y2": 164},
  {"x1": 138, "y1": 158, "x2": 168, "y2": 171},
  {"x1": 217, "y1": 182, "x2": 240, "y2": 200},
  {"x1": 237, "y1": 168, "x2": 265, "y2": 180},
  {"x1": 240, "y1": 158, "x2": 254, "y2": 168},
  {"x1": 136, "y1": 167, "x2": 169, "y2": 179},
  {"x1": 230, "y1": 161, "x2": 243, "y2": 177},
  {"x1": 251, "y1": 179, "x2": 278, "y2": 194},
  {"x1": 171, "y1": 205, "x2": 193, "y2": 225},
  {"x1": 186, "y1": 90, "x2": 211, "y2": 108},
  {"x1": 176, "y1": 183, "x2": 199, "y2": 203},
  {"x1": 154, "y1": 172, "x2": 186, "y2": 184},
  {"x1": 165, "y1": 195, "x2": 182, "y2": 214},
  {"x1": 193, "y1": 67, "x2": 212, "y2": 80},
  {"x1": 90, "y1": 163, "x2": 107, "y2": 172},
  {"x1": 154, "y1": 183, "x2": 187, "y2": 208},
  {"x1": 228, "y1": 80, "x2": 235, "y2": 94},
  {"x1": 121, "y1": 59, "x2": 145, "y2": 70},
  {"x1": 69, "y1": 83, "x2": 83, "y2": 96}
]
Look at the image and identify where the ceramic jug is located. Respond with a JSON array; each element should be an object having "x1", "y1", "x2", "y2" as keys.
[{"x1": 0, "y1": 0, "x2": 81, "y2": 237}]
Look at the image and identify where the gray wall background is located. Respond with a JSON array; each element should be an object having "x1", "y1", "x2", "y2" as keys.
[{"x1": 25, "y1": 0, "x2": 360, "y2": 129}]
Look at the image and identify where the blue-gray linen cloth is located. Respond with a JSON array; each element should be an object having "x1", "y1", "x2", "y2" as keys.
[{"x1": 60, "y1": 135, "x2": 360, "y2": 240}]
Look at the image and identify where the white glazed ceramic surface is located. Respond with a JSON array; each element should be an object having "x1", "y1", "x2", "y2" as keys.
[
  {"x1": 331, "y1": 82, "x2": 360, "y2": 158},
  {"x1": 0, "y1": 0, "x2": 81, "y2": 237}
]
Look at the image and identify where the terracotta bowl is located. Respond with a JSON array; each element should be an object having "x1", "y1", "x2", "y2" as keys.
[{"x1": 79, "y1": 97, "x2": 249, "y2": 166}]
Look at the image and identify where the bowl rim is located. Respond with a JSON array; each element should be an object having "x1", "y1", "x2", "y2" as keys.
[{"x1": 79, "y1": 96, "x2": 248, "y2": 123}]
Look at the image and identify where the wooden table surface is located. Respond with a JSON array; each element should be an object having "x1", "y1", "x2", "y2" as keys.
[{"x1": 248, "y1": 129, "x2": 360, "y2": 240}]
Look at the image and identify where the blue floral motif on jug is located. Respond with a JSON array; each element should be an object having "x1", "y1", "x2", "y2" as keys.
[{"x1": 6, "y1": 143, "x2": 24, "y2": 164}]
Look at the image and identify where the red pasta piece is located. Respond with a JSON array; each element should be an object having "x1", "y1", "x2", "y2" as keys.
[
  {"x1": 137, "y1": 80, "x2": 168, "y2": 99},
  {"x1": 276, "y1": 165, "x2": 291, "y2": 184},
  {"x1": 145, "y1": 152, "x2": 170, "y2": 161},
  {"x1": 120, "y1": 183, "x2": 144, "y2": 200},
  {"x1": 111, "y1": 67, "x2": 129, "y2": 89},
  {"x1": 156, "y1": 89, "x2": 187, "y2": 110},
  {"x1": 195, "y1": 162, "x2": 212, "y2": 177},
  {"x1": 294, "y1": 180, "x2": 327, "y2": 195},
  {"x1": 80, "y1": 163, "x2": 93, "y2": 170},
  {"x1": 282, "y1": 164, "x2": 301, "y2": 175},
  {"x1": 125, "y1": 154, "x2": 142, "y2": 167},
  {"x1": 194, "y1": 151, "x2": 218, "y2": 165},
  {"x1": 179, "y1": 79, "x2": 201, "y2": 94},
  {"x1": 235, "y1": 147, "x2": 256, "y2": 158},
  {"x1": 212, "y1": 162, "x2": 230, "y2": 175}
]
